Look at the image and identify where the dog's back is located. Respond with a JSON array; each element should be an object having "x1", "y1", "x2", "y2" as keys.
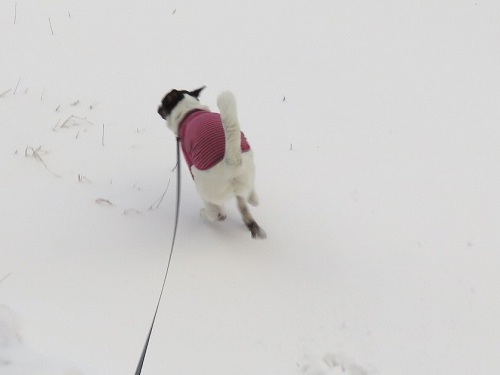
[{"x1": 179, "y1": 110, "x2": 251, "y2": 174}]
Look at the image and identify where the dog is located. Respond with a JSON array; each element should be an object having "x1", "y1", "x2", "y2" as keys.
[{"x1": 158, "y1": 86, "x2": 266, "y2": 239}]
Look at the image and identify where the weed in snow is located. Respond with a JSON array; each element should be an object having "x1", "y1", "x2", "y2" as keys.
[
  {"x1": 0, "y1": 89, "x2": 11, "y2": 98},
  {"x1": 24, "y1": 146, "x2": 60, "y2": 177}
]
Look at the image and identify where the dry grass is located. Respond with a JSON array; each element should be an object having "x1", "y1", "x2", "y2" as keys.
[
  {"x1": 0, "y1": 272, "x2": 12, "y2": 285},
  {"x1": 0, "y1": 89, "x2": 11, "y2": 98},
  {"x1": 77, "y1": 174, "x2": 91, "y2": 183},
  {"x1": 59, "y1": 115, "x2": 94, "y2": 129},
  {"x1": 24, "y1": 146, "x2": 60, "y2": 177},
  {"x1": 148, "y1": 162, "x2": 178, "y2": 210},
  {"x1": 95, "y1": 198, "x2": 113, "y2": 206}
]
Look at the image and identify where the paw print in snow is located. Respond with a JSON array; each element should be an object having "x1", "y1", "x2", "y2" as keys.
[{"x1": 299, "y1": 351, "x2": 372, "y2": 375}]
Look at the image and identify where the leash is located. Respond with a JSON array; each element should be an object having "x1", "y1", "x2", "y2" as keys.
[{"x1": 134, "y1": 137, "x2": 182, "y2": 375}]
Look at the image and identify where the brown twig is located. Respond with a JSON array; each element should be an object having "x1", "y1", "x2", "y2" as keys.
[{"x1": 95, "y1": 198, "x2": 113, "y2": 206}]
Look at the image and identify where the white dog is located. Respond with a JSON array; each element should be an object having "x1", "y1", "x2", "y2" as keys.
[{"x1": 158, "y1": 86, "x2": 266, "y2": 239}]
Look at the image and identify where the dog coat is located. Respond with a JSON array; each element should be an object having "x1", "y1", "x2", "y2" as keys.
[{"x1": 179, "y1": 110, "x2": 251, "y2": 176}]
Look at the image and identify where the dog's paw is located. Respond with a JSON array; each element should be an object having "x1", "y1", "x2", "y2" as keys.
[
  {"x1": 249, "y1": 223, "x2": 266, "y2": 239},
  {"x1": 200, "y1": 208, "x2": 226, "y2": 222}
]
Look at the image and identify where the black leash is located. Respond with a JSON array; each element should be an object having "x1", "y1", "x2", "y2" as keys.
[{"x1": 134, "y1": 138, "x2": 182, "y2": 375}]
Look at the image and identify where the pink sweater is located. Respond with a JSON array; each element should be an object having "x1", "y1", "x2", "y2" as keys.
[{"x1": 179, "y1": 110, "x2": 251, "y2": 176}]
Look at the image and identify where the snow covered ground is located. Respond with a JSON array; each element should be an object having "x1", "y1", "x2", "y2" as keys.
[{"x1": 1, "y1": 1, "x2": 500, "y2": 374}]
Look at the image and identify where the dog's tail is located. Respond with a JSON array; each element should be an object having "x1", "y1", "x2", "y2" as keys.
[{"x1": 217, "y1": 91, "x2": 242, "y2": 166}]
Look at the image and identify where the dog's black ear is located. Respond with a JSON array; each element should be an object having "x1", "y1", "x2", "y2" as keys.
[
  {"x1": 162, "y1": 89, "x2": 182, "y2": 107},
  {"x1": 158, "y1": 106, "x2": 167, "y2": 119},
  {"x1": 189, "y1": 86, "x2": 206, "y2": 98},
  {"x1": 159, "y1": 89, "x2": 185, "y2": 117}
]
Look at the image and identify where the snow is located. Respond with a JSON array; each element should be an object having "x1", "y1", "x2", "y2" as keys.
[{"x1": 1, "y1": 0, "x2": 500, "y2": 374}]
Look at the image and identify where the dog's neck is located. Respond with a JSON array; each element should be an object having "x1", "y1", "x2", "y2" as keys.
[{"x1": 167, "y1": 96, "x2": 209, "y2": 135}]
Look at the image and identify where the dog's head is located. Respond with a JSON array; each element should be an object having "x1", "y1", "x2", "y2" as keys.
[{"x1": 157, "y1": 86, "x2": 206, "y2": 120}]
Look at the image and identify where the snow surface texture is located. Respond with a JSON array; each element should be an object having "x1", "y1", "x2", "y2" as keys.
[{"x1": 1, "y1": 0, "x2": 500, "y2": 374}]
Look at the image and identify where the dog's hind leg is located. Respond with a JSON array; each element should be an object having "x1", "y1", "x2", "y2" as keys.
[{"x1": 236, "y1": 196, "x2": 266, "y2": 239}]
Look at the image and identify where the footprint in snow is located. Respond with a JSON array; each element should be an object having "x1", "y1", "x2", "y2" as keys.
[
  {"x1": 299, "y1": 351, "x2": 372, "y2": 375},
  {"x1": 1, "y1": 305, "x2": 83, "y2": 375}
]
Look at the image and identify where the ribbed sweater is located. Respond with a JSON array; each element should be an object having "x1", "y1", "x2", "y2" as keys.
[{"x1": 179, "y1": 110, "x2": 251, "y2": 176}]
